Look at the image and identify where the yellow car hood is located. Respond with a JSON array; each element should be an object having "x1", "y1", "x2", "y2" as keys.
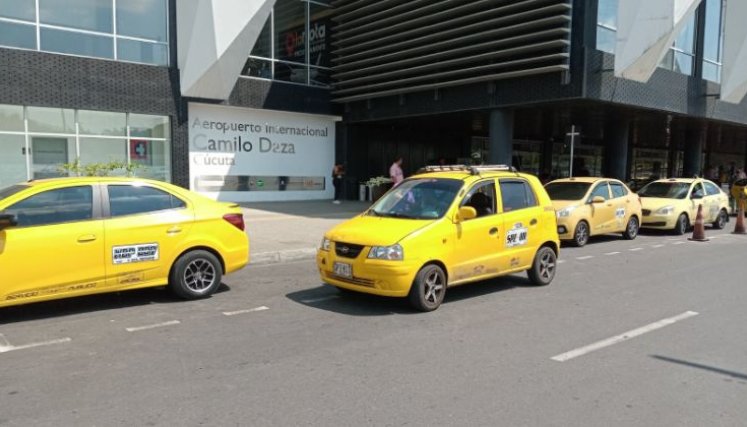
[
  {"x1": 640, "y1": 197, "x2": 682, "y2": 210},
  {"x1": 326, "y1": 214, "x2": 436, "y2": 246},
  {"x1": 551, "y1": 200, "x2": 581, "y2": 211}
]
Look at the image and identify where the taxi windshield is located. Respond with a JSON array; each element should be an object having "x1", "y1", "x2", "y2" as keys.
[
  {"x1": 638, "y1": 182, "x2": 690, "y2": 199},
  {"x1": 369, "y1": 178, "x2": 463, "y2": 220},
  {"x1": 0, "y1": 185, "x2": 28, "y2": 202},
  {"x1": 544, "y1": 182, "x2": 591, "y2": 200}
]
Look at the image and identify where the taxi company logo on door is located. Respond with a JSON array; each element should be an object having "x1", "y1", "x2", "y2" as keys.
[{"x1": 113, "y1": 243, "x2": 160, "y2": 265}]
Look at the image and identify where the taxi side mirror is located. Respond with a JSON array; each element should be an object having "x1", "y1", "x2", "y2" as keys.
[
  {"x1": 457, "y1": 206, "x2": 477, "y2": 222},
  {"x1": 0, "y1": 213, "x2": 17, "y2": 231},
  {"x1": 590, "y1": 196, "x2": 605, "y2": 204}
]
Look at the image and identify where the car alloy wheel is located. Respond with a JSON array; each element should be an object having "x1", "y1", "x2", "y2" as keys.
[
  {"x1": 184, "y1": 259, "x2": 217, "y2": 293},
  {"x1": 528, "y1": 246, "x2": 556, "y2": 286},
  {"x1": 714, "y1": 210, "x2": 727, "y2": 230},
  {"x1": 169, "y1": 250, "x2": 223, "y2": 300},
  {"x1": 624, "y1": 216, "x2": 639, "y2": 240},
  {"x1": 674, "y1": 214, "x2": 688, "y2": 235},
  {"x1": 574, "y1": 221, "x2": 589, "y2": 247},
  {"x1": 409, "y1": 264, "x2": 446, "y2": 312}
]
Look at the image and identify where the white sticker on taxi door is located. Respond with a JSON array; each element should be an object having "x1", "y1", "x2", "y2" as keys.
[{"x1": 112, "y1": 243, "x2": 160, "y2": 264}]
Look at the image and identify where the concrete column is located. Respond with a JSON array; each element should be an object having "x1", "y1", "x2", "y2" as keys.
[
  {"x1": 488, "y1": 109, "x2": 514, "y2": 165},
  {"x1": 605, "y1": 118, "x2": 631, "y2": 181},
  {"x1": 683, "y1": 125, "x2": 706, "y2": 177}
]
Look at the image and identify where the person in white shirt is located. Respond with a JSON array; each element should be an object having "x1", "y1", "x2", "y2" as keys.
[{"x1": 389, "y1": 157, "x2": 404, "y2": 186}]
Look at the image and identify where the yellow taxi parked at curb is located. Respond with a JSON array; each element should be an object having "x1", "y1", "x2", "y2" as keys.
[
  {"x1": 0, "y1": 177, "x2": 249, "y2": 308},
  {"x1": 317, "y1": 165, "x2": 560, "y2": 311},
  {"x1": 638, "y1": 178, "x2": 730, "y2": 234},
  {"x1": 545, "y1": 177, "x2": 642, "y2": 247}
]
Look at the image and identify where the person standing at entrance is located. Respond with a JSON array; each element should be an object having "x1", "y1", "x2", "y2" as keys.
[
  {"x1": 390, "y1": 157, "x2": 404, "y2": 187},
  {"x1": 332, "y1": 163, "x2": 344, "y2": 204}
]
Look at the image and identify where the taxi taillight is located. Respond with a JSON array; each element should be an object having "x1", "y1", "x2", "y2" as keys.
[{"x1": 223, "y1": 213, "x2": 245, "y2": 231}]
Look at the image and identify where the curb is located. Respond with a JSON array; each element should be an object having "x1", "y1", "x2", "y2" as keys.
[{"x1": 250, "y1": 247, "x2": 318, "y2": 265}]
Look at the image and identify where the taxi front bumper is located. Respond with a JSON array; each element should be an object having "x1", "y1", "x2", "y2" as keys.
[
  {"x1": 316, "y1": 249, "x2": 420, "y2": 297},
  {"x1": 641, "y1": 213, "x2": 678, "y2": 229},
  {"x1": 555, "y1": 217, "x2": 579, "y2": 240}
]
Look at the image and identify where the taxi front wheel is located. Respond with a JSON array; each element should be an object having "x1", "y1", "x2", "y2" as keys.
[
  {"x1": 169, "y1": 250, "x2": 223, "y2": 299},
  {"x1": 527, "y1": 247, "x2": 557, "y2": 286},
  {"x1": 408, "y1": 264, "x2": 446, "y2": 312}
]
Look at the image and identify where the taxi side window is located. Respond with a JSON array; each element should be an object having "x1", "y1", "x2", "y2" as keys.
[
  {"x1": 499, "y1": 179, "x2": 537, "y2": 212},
  {"x1": 4, "y1": 186, "x2": 93, "y2": 227},
  {"x1": 610, "y1": 182, "x2": 627, "y2": 198},
  {"x1": 461, "y1": 182, "x2": 496, "y2": 218},
  {"x1": 704, "y1": 181, "x2": 721, "y2": 196},
  {"x1": 691, "y1": 183, "x2": 705, "y2": 198},
  {"x1": 108, "y1": 185, "x2": 186, "y2": 217},
  {"x1": 588, "y1": 182, "x2": 610, "y2": 201}
]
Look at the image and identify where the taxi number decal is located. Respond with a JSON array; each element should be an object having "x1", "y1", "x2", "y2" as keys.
[
  {"x1": 615, "y1": 208, "x2": 626, "y2": 218},
  {"x1": 113, "y1": 243, "x2": 160, "y2": 265},
  {"x1": 506, "y1": 227, "x2": 528, "y2": 247}
]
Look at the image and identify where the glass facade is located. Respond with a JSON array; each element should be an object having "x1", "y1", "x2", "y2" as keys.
[
  {"x1": 702, "y1": 0, "x2": 725, "y2": 82},
  {"x1": 0, "y1": 0, "x2": 169, "y2": 66},
  {"x1": 596, "y1": 0, "x2": 617, "y2": 54},
  {"x1": 658, "y1": 14, "x2": 696, "y2": 75},
  {"x1": 0, "y1": 104, "x2": 171, "y2": 188},
  {"x1": 242, "y1": 0, "x2": 332, "y2": 87}
]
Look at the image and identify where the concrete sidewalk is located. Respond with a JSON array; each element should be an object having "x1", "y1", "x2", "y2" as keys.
[{"x1": 241, "y1": 200, "x2": 370, "y2": 265}]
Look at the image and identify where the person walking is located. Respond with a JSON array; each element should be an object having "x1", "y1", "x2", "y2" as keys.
[
  {"x1": 389, "y1": 157, "x2": 404, "y2": 187},
  {"x1": 332, "y1": 163, "x2": 344, "y2": 204}
]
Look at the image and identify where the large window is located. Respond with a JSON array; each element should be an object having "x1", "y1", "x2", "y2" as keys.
[
  {"x1": 702, "y1": 0, "x2": 725, "y2": 82},
  {"x1": 596, "y1": 0, "x2": 618, "y2": 54},
  {"x1": 0, "y1": 104, "x2": 171, "y2": 188},
  {"x1": 0, "y1": 0, "x2": 169, "y2": 66},
  {"x1": 659, "y1": 14, "x2": 697, "y2": 76},
  {"x1": 242, "y1": 0, "x2": 332, "y2": 87}
]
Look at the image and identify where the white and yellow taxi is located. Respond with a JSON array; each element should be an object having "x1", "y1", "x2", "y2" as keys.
[
  {"x1": 545, "y1": 177, "x2": 642, "y2": 247},
  {"x1": 0, "y1": 177, "x2": 249, "y2": 308},
  {"x1": 639, "y1": 178, "x2": 730, "y2": 234},
  {"x1": 317, "y1": 165, "x2": 560, "y2": 312}
]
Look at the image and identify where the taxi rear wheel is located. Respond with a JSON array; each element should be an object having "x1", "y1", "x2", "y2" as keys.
[
  {"x1": 623, "y1": 216, "x2": 639, "y2": 240},
  {"x1": 572, "y1": 221, "x2": 589, "y2": 247},
  {"x1": 408, "y1": 264, "x2": 446, "y2": 312},
  {"x1": 713, "y1": 209, "x2": 728, "y2": 229},
  {"x1": 528, "y1": 246, "x2": 556, "y2": 286},
  {"x1": 169, "y1": 250, "x2": 223, "y2": 299}
]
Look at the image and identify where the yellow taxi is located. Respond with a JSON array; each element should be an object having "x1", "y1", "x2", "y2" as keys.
[
  {"x1": 638, "y1": 177, "x2": 730, "y2": 234},
  {"x1": 317, "y1": 165, "x2": 560, "y2": 311},
  {"x1": 0, "y1": 177, "x2": 249, "y2": 308},
  {"x1": 544, "y1": 177, "x2": 642, "y2": 246}
]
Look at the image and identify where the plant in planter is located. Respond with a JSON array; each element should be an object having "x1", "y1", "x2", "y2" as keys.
[{"x1": 362, "y1": 176, "x2": 393, "y2": 201}]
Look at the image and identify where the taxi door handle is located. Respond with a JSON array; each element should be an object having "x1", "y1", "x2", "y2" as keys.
[
  {"x1": 530, "y1": 218, "x2": 538, "y2": 226},
  {"x1": 167, "y1": 226, "x2": 182, "y2": 235},
  {"x1": 489, "y1": 227, "x2": 499, "y2": 235},
  {"x1": 77, "y1": 234, "x2": 97, "y2": 243}
]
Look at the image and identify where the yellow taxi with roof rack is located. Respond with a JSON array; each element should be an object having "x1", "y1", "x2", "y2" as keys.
[
  {"x1": 316, "y1": 165, "x2": 560, "y2": 311},
  {"x1": 638, "y1": 177, "x2": 730, "y2": 234},
  {"x1": 544, "y1": 177, "x2": 642, "y2": 247}
]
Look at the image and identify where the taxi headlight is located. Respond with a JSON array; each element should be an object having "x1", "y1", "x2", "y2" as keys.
[
  {"x1": 368, "y1": 244, "x2": 404, "y2": 261},
  {"x1": 656, "y1": 205, "x2": 675, "y2": 216},
  {"x1": 320, "y1": 237, "x2": 331, "y2": 251},
  {"x1": 557, "y1": 206, "x2": 577, "y2": 218}
]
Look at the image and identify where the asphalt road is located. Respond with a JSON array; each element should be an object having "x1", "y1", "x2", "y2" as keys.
[{"x1": 1, "y1": 228, "x2": 746, "y2": 426}]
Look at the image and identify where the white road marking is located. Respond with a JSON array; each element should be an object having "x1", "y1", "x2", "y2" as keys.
[
  {"x1": 551, "y1": 311, "x2": 699, "y2": 362},
  {"x1": 652, "y1": 244, "x2": 665, "y2": 248},
  {"x1": 125, "y1": 320, "x2": 180, "y2": 332},
  {"x1": 604, "y1": 251, "x2": 620, "y2": 256},
  {"x1": 629, "y1": 247, "x2": 644, "y2": 251},
  {"x1": 557, "y1": 259, "x2": 566, "y2": 264},
  {"x1": 0, "y1": 334, "x2": 72, "y2": 354},
  {"x1": 301, "y1": 295, "x2": 340, "y2": 304},
  {"x1": 576, "y1": 256, "x2": 594, "y2": 260},
  {"x1": 223, "y1": 306, "x2": 270, "y2": 316},
  {"x1": 672, "y1": 241, "x2": 686, "y2": 245}
]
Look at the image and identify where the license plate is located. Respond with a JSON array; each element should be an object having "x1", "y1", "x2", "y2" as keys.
[{"x1": 333, "y1": 262, "x2": 352, "y2": 278}]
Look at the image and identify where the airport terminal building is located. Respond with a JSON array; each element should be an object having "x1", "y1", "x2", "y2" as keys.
[{"x1": 2, "y1": 0, "x2": 747, "y2": 201}]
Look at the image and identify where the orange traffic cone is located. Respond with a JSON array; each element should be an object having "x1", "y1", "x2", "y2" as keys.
[
  {"x1": 733, "y1": 204, "x2": 746, "y2": 235},
  {"x1": 689, "y1": 204, "x2": 709, "y2": 242}
]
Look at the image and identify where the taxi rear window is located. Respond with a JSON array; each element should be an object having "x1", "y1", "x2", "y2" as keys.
[
  {"x1": 544, "y1": 182, "x2": 591, "y2": 200},
  {"x1": 0, "y1": 185, "x2": 29, "y2": 201}
]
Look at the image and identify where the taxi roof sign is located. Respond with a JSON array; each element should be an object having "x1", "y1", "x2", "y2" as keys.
[{"x1": 418, "y1": 164, "x2": 516, "y2": 175}]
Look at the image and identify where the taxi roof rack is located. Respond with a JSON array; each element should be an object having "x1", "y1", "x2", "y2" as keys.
[{"x1": 418, "y1": 164, "x2": 516, "y2": 175}]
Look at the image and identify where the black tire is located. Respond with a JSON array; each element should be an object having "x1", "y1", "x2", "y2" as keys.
[
  {"x1": 673, "y1": 213, "x2": 688, "y2": 235},
  {"x1": 527, "y1": 246, "x2": 557, "y2": 286},
  {"x1": 623, "y1": 216, "x2": 639, "y2": 240},
  {"x1": 572, "y1": 221, "x2": 590, "y2": 247},
  {"x1": 169, "y1": 250, "x2": 223, "y2": 299},
  {"x1": 712, "y1": 209, "x2": 728, "y2": 230},
  {"x1": 408, "y1": 264, "x2": 446, "y2": 312}
]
